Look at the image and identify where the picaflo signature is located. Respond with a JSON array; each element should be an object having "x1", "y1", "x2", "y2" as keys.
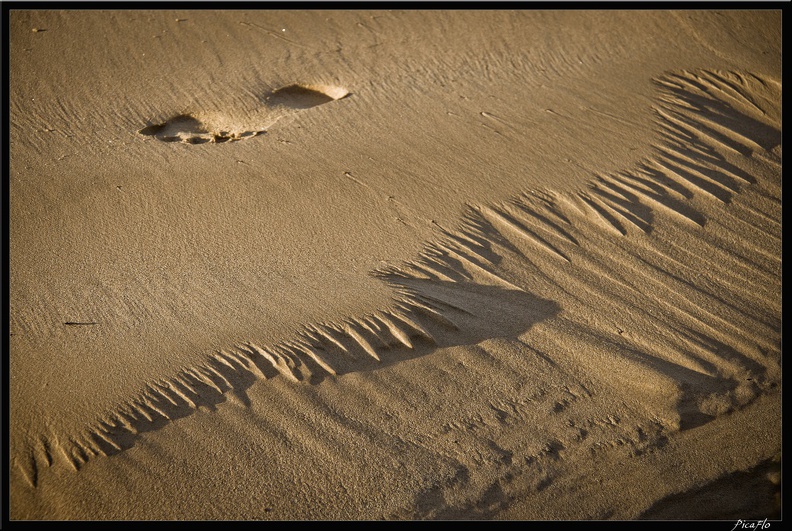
[{"x1": 731, "y1": 519, "x2": 771, "y2": 531}]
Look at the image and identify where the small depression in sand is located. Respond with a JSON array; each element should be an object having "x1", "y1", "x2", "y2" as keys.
[{"x1": 138, "y1": 83, "x2": 350, "y2": 144}]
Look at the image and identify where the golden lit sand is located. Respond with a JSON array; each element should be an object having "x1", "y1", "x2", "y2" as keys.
[{"x1": 8, "y1": 9, "x2": 781, "y2": 520}]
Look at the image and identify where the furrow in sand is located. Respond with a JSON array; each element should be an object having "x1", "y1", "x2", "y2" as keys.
[
  {"x1": 441, "y1": 225, "x2": 491, "y2": 254},
  {"x1": 232, "y1": 345, "x2": 269, "y2": 379},
  {"x1": 588, "y1": 186, "x2": 652, "y2": 234},
  {"x1": 526, "y1": 189, "x2": 578, "y2": 225},
  {"x1": 657, "y1": 219, "x2": 779, "y2": 288},
  {"x1": 590, "y1": 174, "x2": 636, "y2": 202},
  {"x1": 65, "y1": 438, "x2": 91, "y2": 470},
  {"x1": 22, "y1": 449, "x2": 38, "y2": 488},
  {"x1": 293, "y1": 340, "x2": 338, "y2": 376},
  {"x1": 651, "y1": 156, "x2": 733, "y2": 203},
  {"x1": 164, "y1": 380, "x2": 199, "y2": 409},
  {"x1": 508, "y1": 195, "x2": 580, "y2": 246},
  {"x1": 662, "y1": 70, "x2": 763, "y2": 114},
  {"x1": 669, "y1": 323, "x2": 772, "y2": 381},
  {"x1": 479, "y1": 205, "x2": 572, "y2": 263},
  {"x1": 496, "y1": 212, "x2": 772, "y2": 378},
  {"x1": 630, "y1": 255, "x2": 779, "y2": 355},
  {"x1": 576, "y1": 192, "x2": 628, "y2": 236},
  {"x1": 659, "y1": 149, "x2": 744, "y2": 193},
  {"x1": 310, "y1": 323, "x2": 353, "y2": 356},
  {"x1": 608, "y1": 172, "x2": 706, "y2": 227},
  {"x1": 410, "y1": 290, "x2": 475, "y2": 317},
  {"x1": 731, "y1": 183, "x2": 782, "y2": 225},
  {"x1": 695, "y1": 71, "x2": 770, "y2": 117},
  {"x1": 250, "y1": 342, "x2": 300, "y2": 382},
  {"x1": 396, "y1": 294, "x2": 460, "y2": 330},
  {"x1": 656, "y1": 105, "x2": 755, "y2": 157},
  {"x1": 113, "y1": 406, "x2": 141, "y2": 433},
  {"x1": 707, "y1": 219, "x2": 782, "y2": 273},
  {"x1": 555, "y1": 193, "x2": 780, "y2": 345},
  {"x1": 684, "y1": 106, "x2": 769, "y2": 155},
  {"x1": 35, "y1": 437, "x2": 54, "y2": 469},
  {"x1": 141, "y1": 393, "x2": 172, "y2": 421},
  {"x1": 189, "y1": 367, "x2": 226, "y2": 394},
  {"x1": 281, "y1": 340, "x2": 315, "y2": 365},
  {"x1": 88, "y1": 427, "x2": 123, "y2": 454},
  {"x1": 433, "y1": 239, "x2": 526, "y2": 292},
  {"x1": 148, "y1": 382, "x2": 179, "y2": 407},
  {"x1": 201, "y1": 364, "x2": 234, "y2": 392},
  {"x1": 754, "y1": 148, "x2": 782, "y2": 169},
  {"x1": 391, "y1": 304, "x2": 437, "y2": 344},
  {"x1": 343, "y1": 320, "x2": 382, "y2": 361},
  {"x1": 374, "y1": 311, "x2": 415, "y2": 350},
  {"x1": 358, "y1": 315, "x2": 393, "y2": 348},
  {"x1": 439, "y1": 230, "x2": 499, "y2": 268},
  {"x1": 634, "y1": 160, "x2": 696, "y2": 199},
  {"x1": 643, "y1": 236, "x2": 779, "y2": 322},
  {"x1": 408, "y1": 258, "x2": 455, "y2": 282},
  {"x1": 660, "y1": 142, "x2": 757, "y2": 185},
  {"x1": 419, "y1": 255, "x2": 469, "y2": 282},
  {"x1": 276, "y1": 344, "x2": 308, "y2": 380},
  {"x1": 172, "y1": 373, "x2": 200, "y2": 397},
  {"x1": 655, "y1": 119, "x2": 721, "y2": 162}
]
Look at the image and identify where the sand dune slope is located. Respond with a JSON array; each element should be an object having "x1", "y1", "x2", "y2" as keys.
[{"x1": 8, "y1": 9, "x2": 781, "y2": 520}]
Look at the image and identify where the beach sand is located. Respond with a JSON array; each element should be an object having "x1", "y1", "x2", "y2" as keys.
[{"x1": 7, "y1": 8, "x2": 781, "y2": 520}]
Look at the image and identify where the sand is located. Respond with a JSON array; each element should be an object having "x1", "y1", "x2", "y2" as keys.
[{"x1": 6, "y1": 8, "x2": 781, "y2": 521}]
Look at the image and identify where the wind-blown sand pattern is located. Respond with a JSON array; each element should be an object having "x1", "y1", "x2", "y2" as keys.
[{"x1": 8, "y1": 10, "x2": 781, "y2": 521}]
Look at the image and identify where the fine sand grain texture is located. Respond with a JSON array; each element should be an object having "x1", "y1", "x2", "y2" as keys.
[{"x1": 8, "y1": 9, "x2": 781, "y2": 520}]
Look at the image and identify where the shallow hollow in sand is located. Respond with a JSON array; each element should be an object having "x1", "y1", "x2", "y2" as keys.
[
  {"x1": 263, "y1": 83, "x2": 351, "y2": 109},
  {"x1": 137, "y1": 83, "x2": 350, "y2": 144}
]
